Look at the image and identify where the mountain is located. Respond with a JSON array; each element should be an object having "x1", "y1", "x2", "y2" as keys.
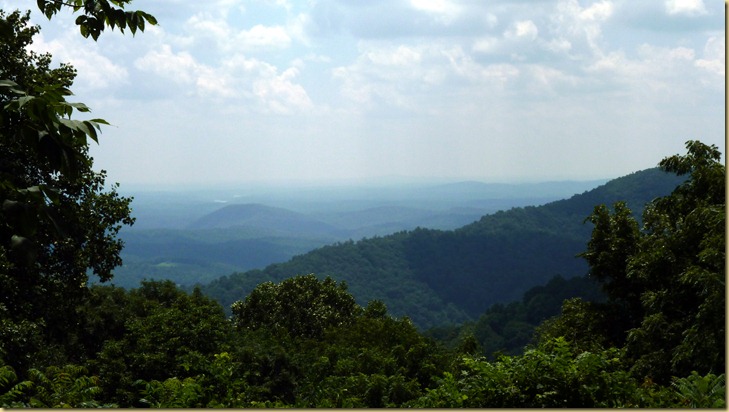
[
  {"x1": 188, "y1": 203, "x2": 346, "y2": 237},
  {"x1": 197, "y1": 168, "x2": 685, "y2": 329}
]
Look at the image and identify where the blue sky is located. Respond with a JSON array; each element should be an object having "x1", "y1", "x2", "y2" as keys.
[{"x1": 1, "y1": 0, "x2": 724, "y2": 186}]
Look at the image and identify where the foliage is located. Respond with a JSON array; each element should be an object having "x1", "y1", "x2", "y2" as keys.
[
  {"x1": 232, "y1": 274, "x2": 359, "y2": 339},
  {"x1": 0, "y1": 363, "x2": 31, "y2": 407},
  {"x1": 0, "y1": 363, "x2": 112, "y2": 408},
  {"x1": 573, "y1": 141, "x2": 725, "y2": 382},
  {"x1": 136, "y1": 377, "x2": 205, "y2": 408},
  {"x1": 0, "y1": 1, "x2": 153, "y2": 374},
  {"x1": 86, "y1": 281, "x2": 232, "y2": 405},
  {"x1": 36, "y1": 0, "x2": 157, "y2": 40},
  {"x1": 426, "y1": 275, "x2": 605, "y2": 357},
  {"x1": 671, "y1": 371, "x2": 726, "y2": 408},
  {"x1": 410, "y1": 337, "x2": 642, "y2": 408}
]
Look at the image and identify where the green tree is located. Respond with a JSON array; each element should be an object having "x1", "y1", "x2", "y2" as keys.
[
  {"x1": 567, "y1": 140, "x2": 724, "y2": 382},
  {"x1": 0, "y1": 2, "x2": 155, "y2": 372},
  {"x1": 411, "y1": 337, "x2": 643, "y2": 408},
  {"x1": 88, "y1": 281, "x2": 232, "y2": 405},
  {"x1": 580, "y1": 201, "x2": 643, "y2": 341},
  {"x1": 624, "y1": 140, "x2": 725, "y2": 381},
  {"x1": 231, "y1": 274, "x2": 359, "y2": 339}
]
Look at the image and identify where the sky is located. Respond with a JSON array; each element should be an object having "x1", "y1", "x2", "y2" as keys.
[{"x1": 1, "y1": 0, "x2": 725, "y2": 187}]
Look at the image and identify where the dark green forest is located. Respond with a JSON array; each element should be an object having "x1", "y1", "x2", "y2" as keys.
[{"x1": 0, "y1": 3, "x2": 725, "y2": 408}]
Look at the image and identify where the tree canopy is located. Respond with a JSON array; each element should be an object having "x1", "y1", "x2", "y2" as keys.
[{"x1": 552, "y1": 140, "x2": 725, "y2": 382}]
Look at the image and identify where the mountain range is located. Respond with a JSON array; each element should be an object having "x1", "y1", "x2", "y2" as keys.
[
  {"x1": 196, "y1": 168, "x2": 686, "y2": 329},
  {"x1": 113, "y1": 178, "x2": 607, "y2": 287}
]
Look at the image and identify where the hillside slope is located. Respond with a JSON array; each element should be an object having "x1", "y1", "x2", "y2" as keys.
[{"x1": 199, "y1": 168, "x2": 684, "y2": 329}]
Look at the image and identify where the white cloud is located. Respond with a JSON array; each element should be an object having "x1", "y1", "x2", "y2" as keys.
[
  {"x1": 665, "y1": 0, "x2": 707, "y2": 16},
  {"x1": 506, "y1": 20, "x2": 539, "y2": 41},
  {"x1": 472, "y1": 36, "x2": 500, "y2": 54},
  {"x1": 579, "y1": 0, "x2": 614, "y2": 21},
  {"x1": 238, "y1": 24, "x2": 291, "y2": 49},
  {"x1": 251, "y1": 65, "x2": 313, "y2": 113},
  {"x1": 184, "y1": 12, "x2": 292, "y2": 54},
  {"x1": 333, "y1": 41, "x2": 523, "y2": 112},
  {"x1": 135, "y1": 44, "x2": 199, "y2": 85},
  {"x1": 694, "y1": 35, "x2": 724, "y2": 78},
  {"x1": 549, "y1": 0, "x2": 614, "y2": 58},
  {"x1": 365, "y1": 45, "x2": 423, "y2": 67},
  {"x1": 135, "y1": 44, "x2": 313, "y2": 111},
  {"x1": 585, "y1": 43, "x2": 715, "y2": 102},
  {"x1": 409, "y1": 0, "x2": 462, "y2": 24},
  {"x1": 29, "y1": 30, "x2": 129, "y2": 92}
]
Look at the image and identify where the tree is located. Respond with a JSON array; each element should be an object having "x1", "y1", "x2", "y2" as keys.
[
  {"x1": 568, "y1": 140, "x2": 724, "y2": 382},
  {"x1": 0, "y1": 2, "x2": 155, "y2": 372},
  {"x1": 231, "y1": 274, "x2": 359, "y2": 340},
  {"x1": 624, "y1": 140, "x2": 725, "y2": 381},
  {"x1": 87, "y1": 281, "x2": 232, "y2": 405}
]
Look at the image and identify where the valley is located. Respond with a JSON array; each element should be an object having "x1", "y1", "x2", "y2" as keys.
[{"x1": 111, "y1": 178, "x2": 609, "y2": 288}]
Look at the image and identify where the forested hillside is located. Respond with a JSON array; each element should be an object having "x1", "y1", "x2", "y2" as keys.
[
  {"x1": 113, "y1": 180, "x2": 606, "y2": 289},
  {"x1": 199, "y1": 167, "x2": 685, "y2": 328}
]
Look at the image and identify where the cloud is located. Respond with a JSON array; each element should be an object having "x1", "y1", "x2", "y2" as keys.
[
  {"x1": 694, "y1": 35, "x2": 725, "y2": 78},
  {"x1": 409, "y1": 0, "x2": 463, "y2": 24},
  {"x1": 185, "y1": 13, "x2": 291, "y2": 53},
  {"x1": 506, "y1": 20, "x2": 539, "y2": 41},
  {"x1": 250, "y1": 65, "x2": 313, "y2": 113},
  {"x1": 28, "y1": 29, "x2": 129, "y2": 92},
  {"x1": 550, "y1": 0, "x2": 614, "y2": 56},
  {"x1": 135, "y1": 44, "x2": 313, "y2": 112},
  {"x1": 665, "y1": 0, "x2": 707, "y2": 16}
]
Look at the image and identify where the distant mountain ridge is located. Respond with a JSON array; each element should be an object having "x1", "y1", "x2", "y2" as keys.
[
  {"x1": 198, "y1": 168, "x2": 686, "y2": 329},
  {"x1": 188, "y1": 203, "x2": 346, "y2": 237}
]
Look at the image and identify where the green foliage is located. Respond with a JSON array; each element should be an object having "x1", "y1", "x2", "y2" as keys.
[
  {"x1": 426, "y1": 275, "x2": 605, "y2": 358},
  {"x1": 0, "y1": 363, "x2": 31, "y2": 407},
  {"x1": 411, "y1": 337, "x2": 642, "y2": 408},
  {"x1": 232, "y1": 274, "x2": 359, "y2": 339},
  {"x1": 136, "y1": 377, "x2": 205, "y2": 408},
  {"x1": 671, "y1": 371, "x2": 726, "y2": 408},
  {"x1": 0, "y1": 7, "x2": 139, "y2": 375},
  {"x1": 36, "y1": 0, "x2": 157, "y2": 40},
  {"x1": 65, "y1": 281, "x2": 232, "y2": 405},
  {"x1": 534, "y1": 297, "x2": 610, "y2": 353},
  {"x1": 625, "y1": 141, "x2": 725, "y2": 380},
  {"x1": 547, "y1": 140, "x2": 724, "y2": 384},
  {"x1": 19, "y1": 364, "x2": 111, "y2": 408}
]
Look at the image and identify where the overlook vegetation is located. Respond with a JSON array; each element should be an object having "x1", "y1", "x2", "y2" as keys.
[{"x1": 0, "y1": 2, "x2": 724, "y2": 408}]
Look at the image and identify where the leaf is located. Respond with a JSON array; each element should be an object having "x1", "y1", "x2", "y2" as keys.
[
  {"x1": 16, "y1": 95, "x2": 34, "y2": 109},
  {"x1": 89, "y1": 118, "x2": 110, "y2": 126},
  {"x1": 143, "y1": 12, "x2": 158, "y2": 25}
]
